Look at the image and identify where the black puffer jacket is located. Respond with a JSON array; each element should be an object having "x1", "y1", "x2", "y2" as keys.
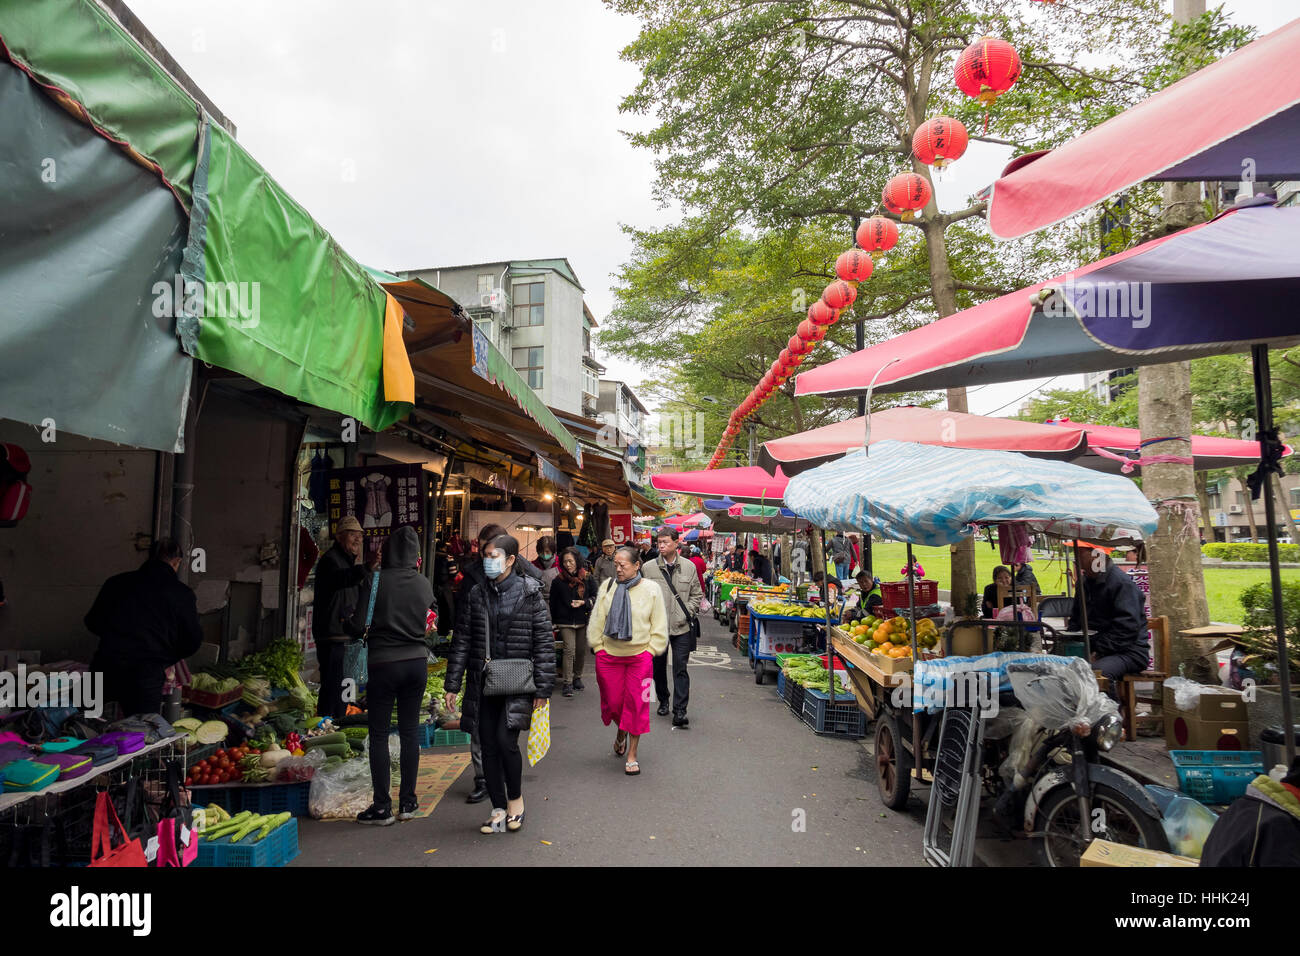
[{"x1": 446, "y1": 569, "x2": 555, "y2": 734}]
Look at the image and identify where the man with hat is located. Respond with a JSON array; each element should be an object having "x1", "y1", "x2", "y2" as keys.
[
  {"x1": 1068, "y1": 541, "x2": 1148, "y2": 696},
  {"x1": 592, "y1": 538, "x2": 618, "y2": 590},
  {"x1": 312, "y1": 515, "x2": 378, "y2": 719}
]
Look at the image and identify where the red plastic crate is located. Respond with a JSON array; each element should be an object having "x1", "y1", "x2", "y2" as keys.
[
  {"x1": 183, "y1": 684, "x2": 243, "y2": 709},
  {"x1": 881, "y1": 579, "x2": 937, "y2": 609}
]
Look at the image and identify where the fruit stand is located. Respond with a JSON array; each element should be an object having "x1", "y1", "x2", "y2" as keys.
[{"x1": 748, "y1": 598, "x2": 842, "y2": 685}]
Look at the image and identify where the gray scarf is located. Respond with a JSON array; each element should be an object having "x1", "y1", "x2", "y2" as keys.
[{"x1": 604, "y1": 573, "x2": 642, "y2": 642}]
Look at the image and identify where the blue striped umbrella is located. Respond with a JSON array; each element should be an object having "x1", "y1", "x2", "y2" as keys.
[{"x1": 783, "y1": 440, "x2": 1157, "y2": 545}]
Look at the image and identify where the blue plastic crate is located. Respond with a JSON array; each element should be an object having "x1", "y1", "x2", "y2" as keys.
[
  {"x1": 194, "y1": 782, "x2": 310, "y2": 817},
  {"x1": 776, "y1": 670, "x2": 786, "y2": 700},
  {"x1": 1170, "y1": 750, "x2": 1264, "y2": 804},
  {"x1": 196, "y1": 818, "x2": 298, "y2": 868},
  {"x1": 800, "y1": 687, "x2": 867, "y2": 739}
]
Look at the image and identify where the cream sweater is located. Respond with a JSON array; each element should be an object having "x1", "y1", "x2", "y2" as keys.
[{"x1": 586, "y1": 576, "x2": 669, "y2": 657}]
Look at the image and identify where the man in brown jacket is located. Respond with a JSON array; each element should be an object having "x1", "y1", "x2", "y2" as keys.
[{"x1": 642, "y1": 527, "x2": 704, "y2": 727}]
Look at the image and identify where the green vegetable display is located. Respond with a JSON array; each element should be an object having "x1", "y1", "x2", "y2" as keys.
[
  {"x1": 782, "y1": 658, "x2": 833, "y2": 693},
  {"x1": 236, "y1": 638, "x2": 306, "y2": 690}
]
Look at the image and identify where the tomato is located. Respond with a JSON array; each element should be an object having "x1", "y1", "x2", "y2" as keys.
[
  {"x1": 184, "y1": 776, "x2": 193, "y2": 787},
  {"x1": 214, "y1": 749, "x2": 225, "y2": 759},
  {"x1": 218, "y1": 758, "x2": 231, "y2": 770}
]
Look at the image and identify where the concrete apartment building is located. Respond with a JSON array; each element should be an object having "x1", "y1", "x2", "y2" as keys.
[
  {"x1": 597, "y1": 379, "x2": 649, "y2": 485},
  {"x1": 394, "y1": 258, "x2": 604, "y2": 418}
]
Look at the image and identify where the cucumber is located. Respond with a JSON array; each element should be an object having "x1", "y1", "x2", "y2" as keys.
[
  {"x1": 319, "y1": 742, "x2": 351, "y2": 758},
  {"x1": 302, "y1": 732, "x2": 347, "y2": 750}
]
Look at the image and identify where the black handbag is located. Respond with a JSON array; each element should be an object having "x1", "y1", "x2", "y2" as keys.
[{"x1": 480, "y1": 588, "x2": 537, "y2": 698}]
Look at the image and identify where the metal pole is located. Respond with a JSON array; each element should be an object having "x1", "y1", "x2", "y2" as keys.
[
  {"x1": 819, "y1": 529, "x2": 835, "y2": 704},
  {"x1": 1251, "y1": 345, "x2": 1296, "y2": 765},
  {"x1": 907, "y1": 542, "x2": 920, "y2": 781}
]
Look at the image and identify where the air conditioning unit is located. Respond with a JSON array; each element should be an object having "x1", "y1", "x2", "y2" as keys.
[
  {"x1": 1229, "y1": 504, "x2": 1244, "y2": 514},
  {"x1": 480, "y1": 289, "x2": 507, "y2": 313}
]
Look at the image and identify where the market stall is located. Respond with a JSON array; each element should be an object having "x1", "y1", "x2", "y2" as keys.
[{"x1": 782, "y1": 439, "x2": 1168, "y2": 866}]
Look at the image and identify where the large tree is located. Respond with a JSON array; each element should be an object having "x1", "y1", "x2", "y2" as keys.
[{"x1": 606, "y1": 0, "x2": 1180, "y2": 611}]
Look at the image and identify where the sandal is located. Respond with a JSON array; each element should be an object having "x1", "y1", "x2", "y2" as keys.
[
  {"x1": 624, "y1": 759, "x2": 640, "y2": 776},
  {"x1": 614, "y1": 731, "x2": 628, "y2": 757},
  {"x1": 479, "y1": 810, "x2": 507, "y2": 835}
]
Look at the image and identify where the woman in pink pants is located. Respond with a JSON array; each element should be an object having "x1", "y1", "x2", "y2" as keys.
[{"x1": 586, "y1": 546, "x2": 669, "y2": 775}]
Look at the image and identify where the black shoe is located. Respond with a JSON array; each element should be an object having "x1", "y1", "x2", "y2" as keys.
[
  {"x1": 657, "y1": 702, "x2": 671, "y2": 716},
  {"x1": 356, "y1": 804, "x2": 395, "y2": 826},
  {"x1": 562, "y1": 683, "x2": 574, "y2": 698},
  {"x1": 397, "y1": 798, "x2": 419, "y2": 821},
  {"x1": 466, "y1": 779, "x2": 489, "y2": 804},
  {"x1": 573, "y1": 678, "x2": 585, "y2": 691},
  {"x1": 672, "y1": 713, "x2": 690, "y2": 728}
]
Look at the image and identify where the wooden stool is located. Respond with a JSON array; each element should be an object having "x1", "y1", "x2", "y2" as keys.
[{"x1": 1118, "y1": 616, "x2": 1169, "y2": 742}]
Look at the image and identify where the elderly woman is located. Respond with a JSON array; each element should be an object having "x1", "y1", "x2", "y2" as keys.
[{"x1": 586, "y1": 545, "x2": 668, "y2": 776}]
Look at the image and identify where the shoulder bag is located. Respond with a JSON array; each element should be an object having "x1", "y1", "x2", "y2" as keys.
[
  {"x1": 344, "y1": 570, "x2": 378, "y2": 688},
  {"x1": 480, "y1": 586, "x2": 538, "y2": 698},
  {"x1": 660, "y1": 560, "x2": 701, "y2": 650}
]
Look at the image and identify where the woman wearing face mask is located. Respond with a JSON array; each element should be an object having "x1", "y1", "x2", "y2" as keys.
[
  {"x1": 586, "y1": 546, "x2": 668, "y2": 776},
  {"x1": 445, "y1": 534, "x2": 555, "y2": 833},
  {"x1": 533, "y1": 535, "x2": 558, "y2": 572},
  {"x1": 549, "y1": 547, "x2": 592, "y2": 698}
]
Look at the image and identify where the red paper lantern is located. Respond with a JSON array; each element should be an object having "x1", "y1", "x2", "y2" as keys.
[
  {"x1": 882, "y1": 195, "x2": 905, "y2": 217},
  {"x1": 835, "y1": 249, "x2": 874, "y2": 283},
  {"x1": 788, "y1": 334, "x2": 814, "y2": 356},
  {"x1": 882, "y1": 173, "x2": 931, "y2": 222},
  {"x1": 856, "y1": 217, "x2": 899, "y2": 252},
  {"x1": 912, "y1": 116, "x2": 969, "y2": 168},
  {"x1": 807, "y1": 301, "x2": 840, "y2": 326},
  {"x1": 797, "y1": 318, "x2": 825, "y2": 343},
  {"x1": 954, "y1": 37, "x2": 1021, "y2": 106},
  {"x1": 822, "y1": 280, "x2": 857, "y2": 310}
]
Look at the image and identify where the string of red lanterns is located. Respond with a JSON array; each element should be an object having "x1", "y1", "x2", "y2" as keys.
[{"x1": 704, "y1": 34, "x2": 1019, "y2": 468}]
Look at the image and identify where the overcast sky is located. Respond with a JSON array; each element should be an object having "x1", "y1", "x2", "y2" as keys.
[{"x1": 128, "y1": 0, "x2": 1297, "y2": 419}]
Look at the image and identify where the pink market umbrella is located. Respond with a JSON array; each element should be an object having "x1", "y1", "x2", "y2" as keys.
[
  {"x1": 986, "y1": 19, "x2": 1300, "y2": 239},
  {"x1": 662, "y1": 512, "x2": 712, "y2": 529},
  {"x1": 1044, "y1": 418, "x2": 1294, "y2": 474},
  {"x1": 650, "y1": 465, "x2": 789, "y2": 505},
  {"x1": 758, "y1": 406, "x2": 1088, "y2": 475}
]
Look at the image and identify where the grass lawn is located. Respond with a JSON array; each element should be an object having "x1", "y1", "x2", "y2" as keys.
[{"x1": 853, "y1": 541, "x2": 1298, "y2": 624}]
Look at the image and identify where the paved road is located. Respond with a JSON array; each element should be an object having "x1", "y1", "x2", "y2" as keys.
[{"x1": 294, "y1": 614, "x2": 933, "y2": 866}]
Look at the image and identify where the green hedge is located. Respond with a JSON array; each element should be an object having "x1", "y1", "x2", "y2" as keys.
[{"x1": 1203, "y1": 542, "x2": 1300, "y2": 562}]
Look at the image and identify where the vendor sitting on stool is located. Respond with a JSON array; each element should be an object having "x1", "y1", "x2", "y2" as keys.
[{"x1": 1068, "y1": 542, "x2": 1148, "y2": 697}]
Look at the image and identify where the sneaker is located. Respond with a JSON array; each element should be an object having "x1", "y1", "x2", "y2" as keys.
[
  {"x1": 397, "y1": 798, "x2": 419, "y2": 821},
  {"x1": 573, "y1": 678, "x2": 585, "y2": 691},
  {"x1": 562, "y1": 683, "x2": 574, "y2": 698},
  {"x1": 356, "y1": 805, "x2": 395, "y2": 827}
]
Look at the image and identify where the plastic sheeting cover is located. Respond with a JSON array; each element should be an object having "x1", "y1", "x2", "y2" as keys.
[{"x1": 0, "y1": 61, "x2": 191, "y2": 451}]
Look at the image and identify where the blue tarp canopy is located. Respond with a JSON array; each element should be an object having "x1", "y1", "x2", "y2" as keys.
[{"x1": 782, "y1": 441, "x2": 1158, "y2": 546}]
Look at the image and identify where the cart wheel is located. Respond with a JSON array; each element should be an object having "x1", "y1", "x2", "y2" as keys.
[
  {"x1": 755, "y1": 661, "x2": 766, "y2": 685},
  {"x1": 875, "y1": 715, "x2": 912, "y2": 810}
]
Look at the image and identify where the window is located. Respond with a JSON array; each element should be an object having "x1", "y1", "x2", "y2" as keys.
[
  {"x1": 1290, "y1": 489, "x2": 1300, "y2": 508},
  {"x1": 513, "y1": 346, "x2": 543, "y2": 388},
  {"x1": 512, "y1": 281, "x2": 545, "y2": 327},
  {"x1": 473, "y1": 316, "x2": 495, "y2": 348},
  {"x1": 1236, "y1": 491, "x2": 1248, "y2": 508},
  {"x1": 1209, "y1": 491, "x2": 1221, "y2": 511},
  {"x1": 583, "y1": 328, "x2": 592, "y2": 355},
  {"x1": 477, "y1": 274, "x2": 494, "y2": 296},
  {"x1": 583, "y1": 367, "x2": 598, "y2": 397}
]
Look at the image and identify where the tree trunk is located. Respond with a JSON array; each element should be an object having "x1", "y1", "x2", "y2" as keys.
[
  {"x1": 1194, "y1": 471, "x2": 1214, "y2": 543},
  {"x1": 1140, "y1": 360, "x2": 1212, "y2": 677},
  {"x1": 1271, "y1": 473, "x2": 1300, "y2": 543},
  {"x1": 919, "y1": 214, "x2": 978, "y2": 616},
  {"x1": 1237, "y1": 466, "x2": 1260, "y2": 541}
]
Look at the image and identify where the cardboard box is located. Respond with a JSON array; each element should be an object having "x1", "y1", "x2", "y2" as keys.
[
  {"x1": 1163, "y1": 684, "x2": 1249, "y2": 722},
  {"x1": 1166, "y1": 712, "x2": 1251, "y2": 751},
  {"x1": 1081, "y1": 839, "x2": 1199, "y2": 868}
]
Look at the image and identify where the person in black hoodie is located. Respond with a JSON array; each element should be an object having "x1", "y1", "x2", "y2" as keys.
[
  {"x1": 351, "y1": 527, "x2": 435, "y2": 826},
  {"x1": 550, "y1": 547, "x2": 593, "y2": 697},
  {"x1": 445, "y1": 533, "x2": 555, "y2": 834},
  {"x1": 86, "y1": 537, "x2": 203, "y2": 716}
]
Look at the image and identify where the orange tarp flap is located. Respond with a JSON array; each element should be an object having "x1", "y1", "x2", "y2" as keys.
[{"x1": 382, "y1": 292, "x2": 415, "y2": 405}]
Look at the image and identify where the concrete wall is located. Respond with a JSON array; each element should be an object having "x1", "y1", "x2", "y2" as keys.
[
  {"x1": 0, "y1": 419, "x2": 157, "y2": 662},
  {"x1": 536, "y1": 272, "x2": 585, "y2": 416},
  {"x1": 0, "y1": 389, "x2": 297, "y2": 664}
]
